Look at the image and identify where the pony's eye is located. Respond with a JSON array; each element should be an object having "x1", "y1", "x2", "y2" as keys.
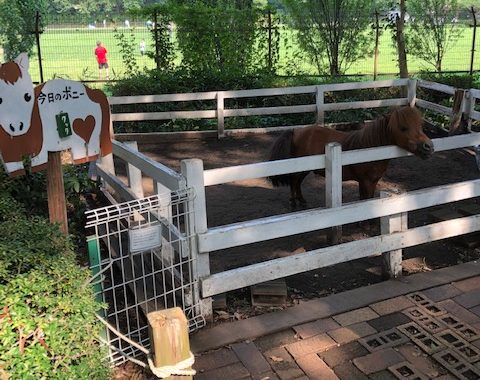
[
  {"x1": 24, "y1": 93, "x2": 31, "y2": 102},
  {"x1": 0, "y1": 98, "x2": 2, "y2": 104},
  {"x1": 400, "y1": 127, "x2": 408, "y2": 132}
]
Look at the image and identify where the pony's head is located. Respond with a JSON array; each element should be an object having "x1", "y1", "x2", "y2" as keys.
[
  {"x1": 389, "y1": 106, "x2": 434, "y2": 159},
  {"x1": 0, "y1": 53, "x2": 35, "y2": 137}
]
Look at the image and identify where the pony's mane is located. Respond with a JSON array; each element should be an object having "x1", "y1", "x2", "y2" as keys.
[
  {"x1": 0, "y1": 61, "x2": 22, "y2": 85},
  {"x1": 342, "y1": 113, "x2": 392, "y2": 151},
  {"x1": 342, "y1": 107, "x2": 423, "y2": 151}
]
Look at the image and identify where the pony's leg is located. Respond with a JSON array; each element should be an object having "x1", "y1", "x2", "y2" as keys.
[
  {"x1": 291, "y1": 172, "x2": 309, "y2": 208},
  {"x1": 359, "y1": 180, "x2": 379, "y2": 232},
  {"x1": 359, "y1": 180, "x2": 376, "y2": 200}
]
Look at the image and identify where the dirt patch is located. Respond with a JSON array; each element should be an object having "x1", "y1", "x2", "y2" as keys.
[{"x1": 120, "y1": 131, "x2": 480, "y2": 309}]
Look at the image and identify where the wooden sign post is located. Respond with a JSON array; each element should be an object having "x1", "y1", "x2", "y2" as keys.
[
  {"x1": 47, "y1": 152, "x2": 68, "y2": 234},
  {"x1": 0, "y1": 53, "x2": 113, "y2": 235}
]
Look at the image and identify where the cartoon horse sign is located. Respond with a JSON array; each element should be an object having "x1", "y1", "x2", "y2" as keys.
[{"x1": 0, "y1": 53, "x2": 112, "y2": 176}]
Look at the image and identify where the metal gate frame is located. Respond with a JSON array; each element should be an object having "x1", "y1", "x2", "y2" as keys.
[{"x1": 85, "y1": 188, "x2": 205, "y2": 365}]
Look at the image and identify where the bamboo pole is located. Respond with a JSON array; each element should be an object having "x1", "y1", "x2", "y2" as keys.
[{"x1": 148, "y1": 308, "x2": 193, "y2": 380}]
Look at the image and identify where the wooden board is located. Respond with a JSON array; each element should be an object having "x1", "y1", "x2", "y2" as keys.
[{"x1": 251, "y1": 279, "x2": 287, "y2": 306}]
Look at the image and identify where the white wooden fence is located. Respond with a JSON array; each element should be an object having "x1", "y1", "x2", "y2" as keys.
[{"x1": 99, "y1": 78, "x2": 480, "y2": 319}]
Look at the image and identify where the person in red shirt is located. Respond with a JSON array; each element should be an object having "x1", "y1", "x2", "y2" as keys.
[{"x1": 94, "y1": 41, "x2": 109, "y2": 80}]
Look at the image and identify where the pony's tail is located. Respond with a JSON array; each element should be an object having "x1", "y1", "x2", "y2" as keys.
[{"x1": 268, "y1": 130, "x2": 293, "y2": 187}]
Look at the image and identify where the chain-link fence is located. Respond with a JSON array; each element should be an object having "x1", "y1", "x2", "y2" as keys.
[{"x1": 15, "y1": 9, "x2": 480, "y2": 83}]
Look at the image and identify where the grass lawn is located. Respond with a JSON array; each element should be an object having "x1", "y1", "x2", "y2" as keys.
[{"x1": 25, "y1": 23, "x2": 479, "y2": 84}]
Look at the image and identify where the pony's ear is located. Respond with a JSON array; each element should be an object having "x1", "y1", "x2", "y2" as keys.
[{"x1": 14, "y1": 53, "x2": 30, "y2": 72}]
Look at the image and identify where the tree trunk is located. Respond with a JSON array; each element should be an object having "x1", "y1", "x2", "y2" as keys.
[{"x1": 396, "y1": 0, "x2": 409, "y2": 78}]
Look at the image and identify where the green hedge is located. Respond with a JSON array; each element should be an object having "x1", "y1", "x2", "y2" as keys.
[{"x1": 0, "y1": 188, "x2": 109, "y2": 379}]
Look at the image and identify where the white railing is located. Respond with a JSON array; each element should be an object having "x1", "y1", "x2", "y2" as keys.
[
  {"x1": 182, "y1": 132, "x2": 480, "y2": 299},
  {"x1": 99, "y1": 79, "x2": 480, "y2": 319},
  {"x1": 110, "y1": 79, "x2": 416, "y2": 138}
]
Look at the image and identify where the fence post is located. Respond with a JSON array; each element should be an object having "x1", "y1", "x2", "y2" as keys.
[
  {"x1": 267, "y1": 8, "x2": 273, "y2": 71},
  {"x1": 373, "y1": 10, "x2": 380, "y2": 81},
  {"x1": 217, "y1": 92, "x2": 225, "y2": 139},
  {"x1": 181, "y1": 159, "x2": 212, "y2": 321},
  {"x1": 449, "y1": 89, "x2": 467, "y2": 135},
  {"x1": 125, "y1": 141, "x2": 144, "y2": 199},
  {"x1": 153, "y1": 10, "x2": 160, "y2": 70},
  {"x1": 407, "y1": 79, "x2": 417, "y2": 107},
  {"x1": 325, "y1": 142, "x2": 342, "y2": 244},
  {"x1": 380, "y1": 191, "x2": 406, "y2": 278},
  {"x1": 464, "y1": 90, "x2": 475, "y2": 132},
  {"x1": 470, "y1": 6, "x2": 478, "y2": 76},
  {"x1": 34, "y1": 11, "x2": 44, "y2": 83},
  {"x1": 316, "y1": 86, "x2": 325, "y2": 125}
]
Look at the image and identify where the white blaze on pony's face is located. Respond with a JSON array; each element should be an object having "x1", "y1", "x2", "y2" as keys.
[{"x1": 0, "y1": 53, "x2": 35, "y2": 137}]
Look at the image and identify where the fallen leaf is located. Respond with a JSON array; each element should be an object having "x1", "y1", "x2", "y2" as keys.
[{"x1": 269, "y1": 355, "x2": 284, "y2": 362}]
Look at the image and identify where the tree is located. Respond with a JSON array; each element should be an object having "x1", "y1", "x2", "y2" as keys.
[
  {"x1": 407, "y1": 0, "x2": 462, "y2": 72},
  {"x1": 282, "y1": 0, "x2": 375, "y2": 76},
  {"x1": 169, "y1": 1, "x2": 259, "y2": 74},
  {"x1": 0, "y1": 0, "x2": 46, "y2": 61}
]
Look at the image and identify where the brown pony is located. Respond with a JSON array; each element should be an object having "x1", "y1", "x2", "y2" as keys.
[{"x1": 268, "y1": 106, "x2": 434, "y2": 207}]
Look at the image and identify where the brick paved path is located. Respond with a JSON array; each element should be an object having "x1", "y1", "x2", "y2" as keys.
[{"x1": 191, "y1": 262, "x2": 480, "y2": 379}]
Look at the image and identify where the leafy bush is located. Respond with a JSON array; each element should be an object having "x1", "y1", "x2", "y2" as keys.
[{"x1": 0, "y1": 170, "x2": 109, "y2": 379}]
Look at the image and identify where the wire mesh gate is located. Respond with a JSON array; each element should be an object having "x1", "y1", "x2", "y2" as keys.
[{"x1": 85, "y1": 188, "x2": 205, "y2": 365}]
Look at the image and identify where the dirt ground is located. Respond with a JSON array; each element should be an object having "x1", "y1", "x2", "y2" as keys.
[{"x1": 126, "y1": 130, "x2": 480, "y2": 307}]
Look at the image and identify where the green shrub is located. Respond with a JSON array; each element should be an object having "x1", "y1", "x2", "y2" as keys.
[{"x1": 0, "y1": 190, "x2": 109, "y2": 379}]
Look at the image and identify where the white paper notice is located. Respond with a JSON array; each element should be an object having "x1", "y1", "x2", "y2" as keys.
[{"x1": 129, "y1": 224, "x2": 162, "y2": 253}]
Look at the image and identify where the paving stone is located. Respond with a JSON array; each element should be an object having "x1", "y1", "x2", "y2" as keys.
[
  {"x1": 254, "y1": 329, "x2": 299, "y2": 352},
  {"x1": 194, "y1": 347, "x2": 238, "y2": 372},
  {"x1": 368, "y1": 370, "x2": 398, "y2": 379},
  {"x1": 396, "y1": 343, "x2": 445, "y2": 378},
  {"x1": 471, "y1": 305, "x2": 480, "y2": 317},
  {"x1": 370, "y1": 296, "x2": 415, "y2": 315},
  {"x1": 452, "y1": 276, "x2": 480, "y2": 292},
  {"x1": 332, "y1": 362, "x2": 369, "y2": 380},
  {"x1": 432, "y1": 375, "x2": 458, "y2": 380},
  {"x1": 320, "y1": 341, "x2": 369, "y2": 368},
  {"x1": 232, "y1": 342, "x2": 272, "y2": 376},
  {"x1": 194, "y1": 361, "x2": 250, "y2": 380},
  {"x1": 252, "y1": 371, "x2": 279, "y2": 380},
  {"x1": 422, "y1": 284, "x2": 463, "y2": 302},
  {"x1": 285, "y1": 333, "x2": 337, "y2": 358},
  {"x1": 263, "y1": 347, "x2": 305, "y2": 380},
  {"x1": 453, "y1": 289, "x2": 480, "y2": 309},
  {"x1": 358, "y1": 328, "x2": 409, "y2": 353},
  {"x1": 293, "y1": 318, "x2": 340, "y2": 339},
  {"x1": 473, "y1": 339, "x2": 480, "y2": 349},
  {"x1": 352, "y1": 348, "x2": 405, "y2": 375},
  {"x1": 388, "y1": 361, "x2": 428, "y2": 380},
  {"x1": 296, "y1": 353, "x2": 339, "y2": 380},
  {"x1": 327, "y1": 322, "x2": 377, "y2": 345},
  {"x1": 367, "y1": 312, "x2": 412, "y2": 332},
  {"x1": 333, "y1": 307, "x2": 379, "y2": 326},
  {"x1": 437, "y1": 299, "x2": 480, "y2": 324}
]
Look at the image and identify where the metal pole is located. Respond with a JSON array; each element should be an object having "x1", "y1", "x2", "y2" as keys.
[
  {"x1": 267, "y1": 9, "x2": 272, "y2": 71},
  {"x1": 470, "y1": 6, "x2": 477, "y2": 76},
  {"x1": 35, "y1": 11, "x2": 44, "y2": 83},
  {"x1": 374, "y1": 10, "x2": 380, "y2": 80},
  {"x1": 154, "y1": 10, "x2": 160, "y2": 70}
]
